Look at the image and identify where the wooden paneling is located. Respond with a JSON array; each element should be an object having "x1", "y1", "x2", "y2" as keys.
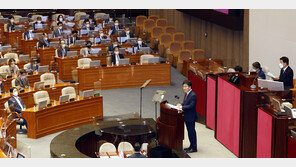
[{"x1": 148, "y1": 9, "x2": 249, "y2": 71}]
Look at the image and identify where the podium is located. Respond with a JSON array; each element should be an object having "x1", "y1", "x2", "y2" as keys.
[{"x1": 157, "y1": 101, "x2": 184, "y2": 151}]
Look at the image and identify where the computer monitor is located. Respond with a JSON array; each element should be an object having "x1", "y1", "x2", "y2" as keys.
[
  {"x1": 117, "y1": 37, "x2": 128, "y2": 43},
  {"x1": 32, "y1": 33, "x2": 43, "y2": 40},
  {"x1": 49, "y1": 42, "x2": 59, "y2": 48},
  {"x1": 116, "y1": 29, "x2": 125, "y2": 36},
  {"x1": 15, "y1": 25, "x2": 25, "y2": 31},
  {"x1": 90, "y1": 60, "x2": 101, "y2": 67},
  {"x1": 38, "y1": 65, "x2": 49, "y2": 73},
  {"x1": 59, "y1": 95, "x2": 69, "y2": 103},
  {"x1": 65, "y1": 22, "x2": 75, "y2": 27},
  {"x1": 34, "y1": 81, "x2": 44, "y2": 90},
  {"x1": 267, "y1": 80, "x2": 284, "y2": 91},
  {"x1": 284, "y1": 105, "x2": 293, "y2": 117},
  {"x1": 118, "y1": 58, "x2": 130, "y2": 65},
  {"x1": 19, "y1": 55, "x2": 30, "y2": 62},
  {"x1": 34, "y1": 23, "x2": 43, "y2": 29},
  {"x1": 66, "y1": 51, "x2": 77, "y2": 58},
  {"x1": 38, "y1": 100, "x2": 48, "y2": 110},
  {"x1": 81, "y1": 89, "x2": 94, "y2": 98},
  {"x1": 18, "y1": 17, "x2": 29, "y2": 23},
  {"x1": 80, "y1": 15, "x2": 90, "y2": 20},
  {"x1": 90, "y1": 48, "x2": 101, "y2": 56},
  {"x1": 0, "y1": 58, "x2": 8, "y2": 65},
  {"x1": 88, "y1": 30, "x2": 98, "y2": 37},
  {"x1": 63, "y1": 29, "x2": 72, "y2": 36},
  {"x1": 74, "y1": 40, "x2": 85, "y2": 46},
  {"x1": 41, "y1": 16, "x2": 48, "y2": 22},
  {"x1": 138, "y1": 47, "x2": 151, "y2": 54},
  {"x1": 66, "y1": 16, "x2": 75, "y2": 21},
  {"x1": 126, "y1": 38, "x2": 137, "y2": 44},
  {"x1": 101, "y1": 39, "x2": 111, "y2": 44},
  {"x1": 119, "y1": 48, "x2": 126, "y2": 54},
  {"x1": 147, "y1": 57, "x2": 159, "y2": 64},
  {"x1": 1, "y1": 45, "x2": 11, "y2": 52},
  {"x1": 80, "y1": 29, "x2": 88, "y2": 35}
]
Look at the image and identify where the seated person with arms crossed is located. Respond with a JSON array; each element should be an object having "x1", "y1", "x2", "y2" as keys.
[
  {"x1": 80, "y1": 41, "x2": 92, "y2": 57},
  {"x1": 8, "y1": 87, "x2": 27, "y2": 128},
  {"x1": 27, "y1": 58, "x2": 39, "y2": 72},
  {"x1": 127, "y1": 143, "x2": 147, "y2": 158},
  {"x1": 5, "y1": 58, "x2": 19, "y2": 76},
  {"x1": 38, "y1": 33, "x2": 50, "y2": 48},
  {"x1": 33, "y1": 16, "x2": 44, "y2": 30},
  {"x1": 272, "y1": 56, "x2": 294, "y2": 90},
  {"x1": 53, "y1": 22, "x2": 64, "y2": 38},
  {"x1": 111, "y1": 20, "x2": 123, "y2": 35},
  {"x1": 0, "y1": 74, "x2": 5, "y2": 94},
  {"x1": 111, "y1": 47, "x2": 124, "y2": 66},
  {"x1": 57, "y1": 40, "x2": 70, "y2": 57},
  {"x1": 121, "y1": 27, "x2": 134, "y2": 39},
  {"x1": 15, "y1": 69, "x2": 29, "y2": 90},
  {"x1": 252, "y1": 62, "x2": 266, "y2": 79},
  {"x1": 24, "y1": 25, "x2": 35, "y2": 40},
  {"x1": 7, "y1": 16, "x2": 16, "y2": 31}
]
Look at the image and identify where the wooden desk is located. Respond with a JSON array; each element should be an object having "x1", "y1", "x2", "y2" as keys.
[
  {"x1": 4, "y1": 31, "x2": 24, "y2": 48},
  {"x1": 20, "y1": 39, "x2": 38, "y2": 55},
  {"x1": 38, "y1": 47, "x2": 57, "y2": 66},
  {"x1": 22, "y1": 96, "x2": 103, "y2": 139},
  {"x1": 183, "y1": 59, "x2": 223, "y2": 78},
  {"x1": 0, "y1": 119, "x2": 16, "y2": 148},
  {"x1": 77, "y1": 63, "x2": 171, "y2": 91}
]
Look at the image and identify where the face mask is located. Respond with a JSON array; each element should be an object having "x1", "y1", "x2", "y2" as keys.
[
  {"x1": 59, "y1": 18, "x2": 63, "y2": 22},
  {"x1": 87, "y1": 45, "x2": 91, "y2": 48},
  {"x1": 114, "y1": 51, "x2": 119, "y2": 55},
  {"x1": 138, "y1": 41, "x2": 142, "y2": 45},
  {"x1": 251, "y1": 68, "x2": 256, "y2": 72},
  {"x1": 13, "y1": 91, "x2": 18, "y2": 97},
  {"x1": 279, "y1": 63, "x2": 284, "y2": 69},
  {"x1": 100, "y1": 33, "x2": 104, "y2": 37},
  {"x1": 115, "y1": 23, "x2": 119, "y2": 26},
  {"x1": 37, "y1": 21, "x2": 41, "y2": 24},
  {"x1": 62, "y1": 44, "x2": 66, "y2": 48},
  {"x1": 59, "y1": 26, "x2": 62, "y2": 30},
  {"x1": 11, "y1": 20, "x2": 14, "y2": 23},
  {"x1": 86, "y1": 24, "x2": 90, "y2": 28}
]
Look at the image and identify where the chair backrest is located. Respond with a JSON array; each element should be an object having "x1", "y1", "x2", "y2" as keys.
[
  {"x1": 99, "y1": 142, "x2": 116, "y2": 153},
  {"x1": 143, "y1": 19, "x2": 156, "y2": 33},
  {"x1": 117, "y1": 142, "x2": 134, "y2": 152},
  {"x1": 165, "y1": 26, "x2": 176, "y2": 35},
  {"x1": 72, "y1": 69, "x2": 78, "y2": 82},
  {"x1": 74, "y1": 12, "x2": 87, "y2": 21},
  {"x1": 4, "y1": 53, "x2": 19, "y2": 62},
  {"x1": 136, "y1": 15, "x2": 147, "y2": 28},
  {"x1": 4, "y1": 24, "x2": 8, "y2": 32},
  {"x1": 13, "y1": 15, "x2": 22, "y2": 23},
  {"x1": 182, "y1": 41, "x2": 195, "y2": 52},
  {"x1": 174, "y1": 33, "x2": 185, "y2": 42},
  {"x1": 78, "y1": 20, "x2": 84, "y2": 28},
  {"x1": 11, "y1": 79, "x2": 16, "y2": 87},
  {"x1": 31, "y1": 15, "x2": 43, "y2": 22},
  {"x1": 78, "y1": 58, "x2": 92, "y2": 68},
  {"x1": 192, "y1": 49, "x2": 205, "y2": 60},
  {"x1": 148, "y1": 15, "x2": 159, "y2": 21},
  {"x1": 160, "y1": 33, "x2": 173, "y2": 48},
  {"x1": 24, "y1": 63, "x2": 30, "y2": 70},
  {"x1": 0, "y1": 65, "x2": 9, "y2": 73},
  {"x1": 169, "y1": 42, "x2": 182, "y2": 54},
  {"x1": 156, "y1": 19, "x2": 167, "y2": 29},
  {"x1": 61, "y1": 86, "x2": 76, "y2": 99},
  {"x1": 33, "y1": 90, "x2": 50, "y2": 105},
  {"x1": 178, "y1": 50, "x2": 192, "y2": 61},
  {"x1": 140, "y1": 54, "x2": 155, "y2": 64},
  {"x1": 40, "y1": 73, "x2": 56, "y2": 85},
  {"x1": 151, "y1": 26, "x2": 163, "y2": 39},
  {"x1": 94, "y1": 13, "x2": 106, "y2": 21}
]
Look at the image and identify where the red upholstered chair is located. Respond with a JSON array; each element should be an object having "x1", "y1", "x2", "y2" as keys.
[
  {"x1": 177, "y1": 50, "x2": 192, "y2": 73},
  {"x1": 173, "y1": 32, "x2": 185, "y2": 42},
  {"x1": 151, "y1": 26, "x2": 164, "y2": 50},
  {"x1": 168, "y1": 41, "x2": 182, "y2": 66},
  {"x1": 148, "y1": 15, "x2": 159, "y2": 21},
  {"x1": 192, "y1": 49, "x2": 206, "y2": 60},
  {"x1": 158, "y1": 33, "x2": 173, "y2": 57},
  {"x1": 182, "y1": 41, "x2": 195, "y2": 52},
  {"x1": 165, "y1": 26, "x2": 176, "y2": 35},
  {"x1": 156, "y1": 19, "x2": 168, "y2": 30}
]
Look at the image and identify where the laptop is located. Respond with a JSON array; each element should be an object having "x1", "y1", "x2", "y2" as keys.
[
  {"x1": 49, "y1": 42, "x2": 59, "y2": 48},
  {"x1": 74, "y1": 40, "x2": 85, "y2": 46},
  {"x1": 38, "y1": 100, "x2": 48, "y2": 110},
  {"x1": 138, "y1": 47, "x2": 151, "y2": 54},
  {"x1": 90, "y1": 48, "x2": 101, "y2": 56},
  {"x1": 118, "y1": 58, "x2": 130, "y2": 65},
  {"x1": 66, "y1": 16, "x2": 75, "y2": 21},
  {"x1": 90, "y1": 60, "x2": 101, "y2": 67},
  {"x1": 117, "y1": 37, "x2": 128, "y2": 43},
  {"x1": 80, "y1": 29, "x2": 88, "y2": 35},
  {"x1": 41, "y1": 16, "x2": 48, "y2": 22},
  {"x1": 101, "y1": 39, "x2": 111, "y2": 44},
  {"x1": 126, "y1": 38, "x2": 137, "y2": 44},
  {"x1": 38, "y1": 65, "x2": 49, "y2": 73},
  {"x1": 34, "y1": 81, "x2": 44, "y2": 90},
  {"x1": 147, "y1": 57, "x2": 159, "y2": 64},
  {"x1": 19, "y1": 55, "x2": 30, "y2": 62},
  {"x1": 88, "y1": 30, "x2": 99, "y2": 37},
  {"x1": 1, "y1": 45, "x2": 12, "y2": 52},
  {"x1": 66, "y1": 51, "x2": 77, "y2": 58},
  {"x1": 119, "y1": 48, "x2": 126, "y2": 54},
  {"x1": 59, "y1": 95, "x2": 69, "y2": 103},
  {"x1": 34, "y1": 23, "x2": 43, "y2": 29}
]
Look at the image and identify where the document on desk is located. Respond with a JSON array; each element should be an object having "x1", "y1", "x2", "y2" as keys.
[
  {"x1": 266, "y1": 72, "x2": 276, "y2": 78},
  {"x1": 166, "y1": 103, "x2": 182, "y2": 113}
]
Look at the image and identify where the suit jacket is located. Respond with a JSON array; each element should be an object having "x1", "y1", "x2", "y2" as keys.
[
  {"x1": 127, "y1": 153, "x2": 147, "y2": 158},
  {"x1": 33, "y1": 21, "x2": 44, "y2": 29},
  {"x1": 7, "y1": 22, "x2": 16, "y2": 31},
  {"x1": 133, "y1": 43, "x2": 148, "y2": 49},
  {"x1": 111, "y1": 53, "x2": 124, "y2": 65},
  {"x1": 182, "y1": 90, "x2": 198, "y2": 122},
  {"x1": 57, "y1": 46, "x2": 70, "y2": 57},
  {"x1": 276, "y1": 66, "x2": 294, "y2": 88},
  {"x1": 38, "y1": 38, "x2": 51, "y2": 48},
  {"x1": 24, "y1": 30, "x2": 36, "y2": 40},
  {"x1": 53, "y1": 28, "x2": 63, "y2": 38},
  {"x1": 15, "y1": 76, "x2": 30, "y2": 89},
  {"x1": 108, "y1": 44, "x2": 121, "y2": 52},
  {"x1": 111, "y1": 25, "x2": 123, "y2": 35},
  {"x1": 8, "y1": 96, "x2": 26, "y2": 114},
  {"x1": 256, "y1": 70, "x2": 266, "y2": 79},
  {"x1": 121, "y1": 32, "x2": 135, "y2": 38}
]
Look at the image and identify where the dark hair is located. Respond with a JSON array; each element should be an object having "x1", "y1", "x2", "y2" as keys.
[
  {"x1": 19, "y1": 69, "x2": 26, "y2": 75},
  {"x1": 234, "y1": 66, "x2": 243, "y2": 72},
  {"x1": 84, "y1": 19, "x2": 90, "y2": 23},
  {"x1": 113, "y1": 39, "x2": 118, "y2": 43},
  {"x1": 85, "y1": 41, "x2": 92, "y2": 45},
  {"x1": 42, "y1": 33, "x2": 47, "y2": 36},
  {"x1": 183, "y1": 80, "x2": 192, "y2": 87},
  {"x1": 134, "y1": 142, "x2": 141, "y2": 152},
  {"x1": 8, "y1": 58, "x2": 16, "y2": 66},
  {"x1": 72, "y1": 30, "x2": 78, "y2": 34},
  {"x1": 57, "y1": 14, "x2": 63, "y2": 20},
  {"x1": 37, "y1": 16, "x2": 42, "y2": 20},
  {"x1": 252, "y1": 62, "x2": 262, "y2": 70},
  {"x1": 280, "y1": 56, "x2": 289, "y2": 65},
  {"x1": 9, "y1": 15, "x2": 14, "y2": 19},
  {"x1": 57, "y1": 21, "x2": 63, "y2": 26}
]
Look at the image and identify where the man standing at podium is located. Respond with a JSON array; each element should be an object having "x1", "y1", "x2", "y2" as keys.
[{"x1": 177, "y1": 80, "x2": 197, "y2": 153}]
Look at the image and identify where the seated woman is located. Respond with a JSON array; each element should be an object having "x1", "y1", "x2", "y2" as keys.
[
  {"x1": 5, "y1": 58, "x2": 19, "y2": 76},
  {"x1": 27, "y1": 58, "x2": 39, "y2": 72},
  {"x1": 252, "y1": 62, "x2": 266, "y2": 79}
]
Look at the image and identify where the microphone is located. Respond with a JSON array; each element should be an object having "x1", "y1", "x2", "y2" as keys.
[{"x1": 250, "y1": 75, "x2": 259, "y2": 89}]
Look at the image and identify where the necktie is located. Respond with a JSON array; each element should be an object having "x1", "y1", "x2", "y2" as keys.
[{"x1": 185, "y1": 93, "x2": 188, "y2": 100}]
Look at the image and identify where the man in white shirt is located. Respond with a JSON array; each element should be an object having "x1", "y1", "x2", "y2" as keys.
[{"x1": 8, "y1": 87, "x2": 27, "y2": 128}]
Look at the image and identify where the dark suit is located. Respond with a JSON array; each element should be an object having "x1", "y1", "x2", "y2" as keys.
[
  {"x1": 38, "y1": 38, "x2": 51, "y2": 48},
  {"x1": 276, "y1": 66, "x2": 294, "y2": 90},
  {"x1": 7, "y1": 22, "x2": 16, "y2": 31},
  {"x1": 15, "y1": 76, "x2": 30, "y2": 89},
  {"x1": 111, "y1": 53, "x2": 124, "y2": 65},
  {"x1": 111, "y1": 25, "x2": 123, "y2": 35},
  {"x1": 121, "y1": 31, "x2": 134, "y2": 38},
  {"x1": 127, "y1": 152, "x2": 147, "y2": 158},
  {"x1": 108, "y1": 44, "x2": 121, "y2": 52},
  {"x1": 24, "y1": 30, "x2": 36, "y2": 40},
  {"x1": 33, "y1": 21, "x2": 44, "y2": 29},
  {"x1": 57, "y1": 46, "x2": 70, "y2": 57},
  {"x1": 182, "y1": 90, "x2": 197, "y2": 150},
  {"x1": 53, "y1": 28, "x2": 63, "y2": 38},
  {"x1": 133, "y1": 43, "x2": 148, "y2": 49},
  {"x1": 8, "y1": 96, "x2": 27, "y2": 127},
  {"x1": 69, "y1": 35, "x2": 80, "y2": 44}
]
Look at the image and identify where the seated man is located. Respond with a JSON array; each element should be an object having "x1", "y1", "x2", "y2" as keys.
[
  {"x1": 38, "y1": 33, "x2": 51, "y2": 48},
  {"x1": 69, "y1": 30, "x2": 80, "y2": 44},
  {"x1": 7, "y1": 16, "x2": 16, "y2": 31},
  {"x1": 33, "y1": 16, "x2": 44, "y2": 30},
  {"x1": 80, "y1": 41, "x2": 92, "y2": 57},
  {"x1": 15, "y1": 69, "x2": 30, "y2": 90},
  {"x1": 133, "y1": 38, "x2": 147, "y2": 50},
  {"x1": 81, "y1": 20, "x2": 94, "y2": 35},
  {"x1": 111, "y1": 20, "x2": 123, "y2": 35},
  {"x1": 121, "y1": 27, "x2": 134, "y2": 39},
  {"x1": 272, "y1": 56, "x2": 294, "y2": 90},
  {"x1": 57, "y1": 40, "x2": 70, "y2": 57},
  {"x1": 8, "y1": 87, "x2": 27, "y2": 128},
  {"x1": 111, "y1": 47, "x2": 124, "y2": 66},
  {"x1": 234, "y1": 65, "x2": 243, "y2": 72},
  {"x1": 27, "y1": 58, "x2": 39, "y2": 72},
  {"x1": 108, "y1": 40, "x2": 121, "y2": 53},
  {"x1": 53, "y1": 22, "x2": 64, "y2": 38},
  {"x1": 127, "y1": 143, "x2": 147, "y2": 158},
  {"x1": 24, "y1": 25, "x2": 35, "y2": 40}
]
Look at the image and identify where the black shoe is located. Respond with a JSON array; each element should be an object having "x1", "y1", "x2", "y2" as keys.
[
  {"x1": 184, "y1": 147, "x2": 191, "y2": 151},
  {"x1": 185, "y1": 148, "x2": 197, "y2": 153}
]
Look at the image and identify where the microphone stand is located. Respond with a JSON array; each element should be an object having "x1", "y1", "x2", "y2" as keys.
[
  {"x1": 139, "y1": 79, "x2": 151, "y2": 118},
  {"x1": 250, "y1": 75, "x2": 259, "y2": 89}
]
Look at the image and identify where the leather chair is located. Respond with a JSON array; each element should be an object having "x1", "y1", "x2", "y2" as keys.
[
  {"x1": 151, "y1": 26, "x2": 164, "y2": 51},
  {"x1": 173, "y1": 33, "x2": 185, "y2": 43},
  {"x1": 148, "y1": 15, "x2": 159, "y2": 21},
  {"x1": 192, "y1": 49, "x2": 205, "y2": 60},
  {"x1": 61, "y1": 86, "x2": 76, "y2": 99},
  {"x1": 158, "y1": 33, "x2": 173, "y2": 57},
  {"x1": 74, "y1": 12, "x2": 87, "y2": 21},
  {"x1": 99, "y1": 142, "x2": 116, "y2": 153},
  {"x1": 33, "y1": 90, "x2": 50, "y2": 105},
  {"x1": 24, "y1": 63, "x2": 30, "y2": 70},
  {"x1": 168, "y1": 42, "x2": 182, "y2": 66},
  {"x1": 5, "y1": 102, "x2": 27, "y2": 134},
  {"x1": 0, "y1": 65, "x2": 9, "y2": 73},
  {"x1": 78, "y1": 58, "x2": 92, "y2": 68},
  {"x1": 140, "y1": 54, "x2": 155, "y2": 64},
  {"x1": 135, "y1": 15, "x2": 147, "y2": 37},
  {"x1": 4, "y1": 53, "x2": 19, "y2": 62},
  {"x1": 176, "y1": 50, "x2": 192, "y2": 73},
  {"x1": 118, "y1": 142, "x2": 134, "y2": 152},
  {"x1": 182, "y1": 41, "x2": 195, "y2": 52},
  {"x1": 40, "y1": 73, "x2": 56, "y2": 86},
  {"x1": 165, "y1": 26, "x2": 176, "y2": 35},
  {"x1": 156, "y1": 19, "x2": 167, "y2": 30}
]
